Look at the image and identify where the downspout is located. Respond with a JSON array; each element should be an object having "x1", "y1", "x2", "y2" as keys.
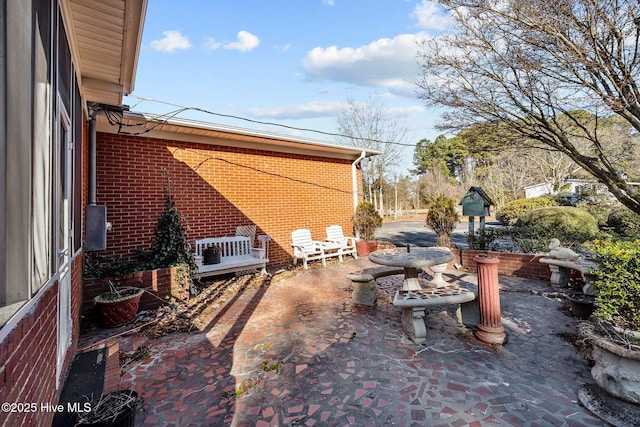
[
  {"x1": 352, "y1": 151, "x2": 366, "y2": 238},
  {"x1": 88, "y1": 109, "x2": 96, "y2": 205}
]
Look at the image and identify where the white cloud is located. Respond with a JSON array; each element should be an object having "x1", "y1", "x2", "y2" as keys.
[
  {"x1": 225, "y1": 31, "x2": 260, "y2": 52},
  {"x1": 203, "y1": 30, "x2": 262, "y2": 52},
  {"x1": 246, "y1": 100, "x2": 424, "y2": 121},
  {"x1": 203, "y1": 31, "x2": 260, "y2": 52},
  {"x1": 203, "y1": 37, "x2": 222, "y2": 50},
  {"x1": 272, "y1": 43, "x2": 291, "y2": 53},
  {"x1": 411, "y1": 0, "x2": 451, "y2": 31},
  {"x1": 245, "y1": 101, "x2": 345, "y2": 119},
  {"x1": 150, "y1": 30, "x2": 192, "y2": 53},
  {"x1": 323, "y1": 0, "x2": 335, "y2": 5},
  {"x1": 301, "y1": 33, "x2": 431, "y2": 97}
]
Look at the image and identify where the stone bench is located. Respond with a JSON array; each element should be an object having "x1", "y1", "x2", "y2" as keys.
[
  {"x1": 393, "y1": 287, "x2": 476, "y2": 343},
  {"x1": 346, "y1": 266, "x2": 405, "y2": 306},
  {"x1": 539, "y1": 257, "x2": 597, "y2": 293}
]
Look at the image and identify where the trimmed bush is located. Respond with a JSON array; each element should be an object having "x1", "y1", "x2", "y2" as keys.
[
  {"x1": 353, "y1": 201, "x2": 382, "y2": 241},
  {"x1": 607, "y1": 207, "x2": 640, "y2": 238},
  {"x1": 497, "y1": 196, "x2": 572, "y2": 225},
  {"x1": 578, "y1": 203, "x2": 613, "y2": 229},
  {"x1": 425, "y1": 195, "x2": 460, "y2": 247},
  {"x1": 516, "y1": 206, "x2": 600, "y2": 245},
  {"x1": 588, "y1": 239, "x2": 640, "y2": 331}
]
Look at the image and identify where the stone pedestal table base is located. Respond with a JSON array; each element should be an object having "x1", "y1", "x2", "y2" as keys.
[{"x1": 427, "y1": 262, "x2": 449, "y2": 288}]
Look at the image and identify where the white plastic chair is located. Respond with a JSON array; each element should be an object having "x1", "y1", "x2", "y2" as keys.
[
  {"x1": 326, "y1": 225, "x2": 358, "y2": 260},
  {"x1": 291, "y1": 229, "x2": 328, "y2": 269}
]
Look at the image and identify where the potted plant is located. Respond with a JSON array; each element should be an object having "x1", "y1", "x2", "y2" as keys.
[
  {"x1": 94, "y1": 280, "x2": 144, "y2": 328},
  {"x1": 577, "y1": 239, "x2": 640, "y2": 424},
  {"x1": 352, "y1": 201, "x2": 383, "y2": 256}
]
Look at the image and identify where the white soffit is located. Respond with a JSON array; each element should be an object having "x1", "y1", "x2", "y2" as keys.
[{"x1": 61, "y1": 0, "x2": 146, "y2": 106}]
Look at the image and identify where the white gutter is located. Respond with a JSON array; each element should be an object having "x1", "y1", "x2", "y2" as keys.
[{"x1": 352, "y1": 150, "x2": 367, "y2": 212}]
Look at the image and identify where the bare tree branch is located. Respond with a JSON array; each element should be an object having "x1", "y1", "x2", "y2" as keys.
[{"x1": 416, "y1": 0, "x2": 640, "y2": 213}]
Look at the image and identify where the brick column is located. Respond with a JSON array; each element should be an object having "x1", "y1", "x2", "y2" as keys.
[{"x1": 474, "y1": 255, "x2": 507, "y2": 345}]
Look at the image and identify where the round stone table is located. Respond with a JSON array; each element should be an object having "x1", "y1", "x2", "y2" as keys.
[{"x1": 368, "y1": 246, "x2": 454, "y2": 291}]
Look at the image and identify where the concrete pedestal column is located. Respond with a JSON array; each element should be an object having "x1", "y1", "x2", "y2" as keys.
[{"x1": 473, "y1": 255, "x2": 507, "y2": 345}]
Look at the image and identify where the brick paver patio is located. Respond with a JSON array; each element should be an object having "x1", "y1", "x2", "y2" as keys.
[{"x1": 78, "y1": 257, "x2": 605, "y2": 426}]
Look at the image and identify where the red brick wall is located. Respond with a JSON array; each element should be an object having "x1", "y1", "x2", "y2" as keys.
[
  {"x1": 95, "y1": 132, "x2": 359, "y2": 267},
  {"x1": 450, "y1": 248, "x2": 552, "y2": 280},
  {"x1": 0, "y1": 256, "x2": 82, "y2": 427}
]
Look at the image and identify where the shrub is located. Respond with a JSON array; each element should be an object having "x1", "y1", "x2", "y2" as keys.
[
  {"x1": 588, "y1": 239, "x2": 640, "y2": 331},
  {"x1": 142, "y1": 195, "x2": 196, "y2": 272},
  {"x1": 353, "y1": 201, "x2": 382, "y2": 241},
  {"x1": 497, "y1": 196, "x2": 572, "y2": 225},
  {"x1": 467, "y1": 227, "x2": 507, "y2": 251},
  {"x1": 86, "y1": 193, "x2": 196, "y2": 281},
  {"x1": 84, "y1": 252, "x2": 140, "y2": 279},
  {"x1": 516, "y1": 206, "x2": 599, "y2": 245},
  {"x1": 607, "y1": 207, "x2": 640, "y2": 238},
  {"x1": 508, "y1": 225, "x2": 551, "y2": 253},
  {"x1": 468, "y1": 225, "x2": 571, "y2": 253},
  {"x1": 578, "y1": 203, "x2": 613, "y2": 229},
  {"x1": 425, "y1": 195, "x2": 460, "y2": 247},
  {"x1": 575, "y1": 186, "x2": 615, "y2": 228}
]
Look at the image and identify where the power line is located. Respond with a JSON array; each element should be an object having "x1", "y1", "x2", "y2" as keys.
[{"x1": 126, "y1": 95, "x2": 418, "y2": 148}]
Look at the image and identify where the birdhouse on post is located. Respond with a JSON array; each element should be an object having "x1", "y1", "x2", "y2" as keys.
[{"x1": 459, "y1": 187, "x2": 494, "y2": 246}]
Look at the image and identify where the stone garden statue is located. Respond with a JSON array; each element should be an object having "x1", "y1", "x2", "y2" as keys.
[{"x1": 548, "y1": 238, "x2": 579, "y2": 261}]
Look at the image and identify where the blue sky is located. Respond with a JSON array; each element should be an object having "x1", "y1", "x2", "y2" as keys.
[{"x1": 124, "y1": 0, "x2": 452, "y2": 174}]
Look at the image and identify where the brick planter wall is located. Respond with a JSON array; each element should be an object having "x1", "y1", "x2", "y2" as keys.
[
  {"x1": 83, "y1": 266, "x2": 189, "y2": 319},
  {"x1": 95, "y1": 132, "x2": 359, "y2": 268},
  {"x1": 450, "y1": 247, "x2": 552, "y2": 280}
]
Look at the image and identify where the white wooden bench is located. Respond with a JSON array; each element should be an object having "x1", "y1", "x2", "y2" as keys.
[
  {"x1": 539, "y1": 257, "x2": 597, "y2": 293},
  {"x1": 194, "y1": 235, "x2": 270, "y2": 278}
]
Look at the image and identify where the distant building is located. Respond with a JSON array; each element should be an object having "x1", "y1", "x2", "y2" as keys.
[{"x1": 523, "y1": 179, "x2": 615, "y2": 203}]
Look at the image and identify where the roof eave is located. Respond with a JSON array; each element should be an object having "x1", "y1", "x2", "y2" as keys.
[
  {"x1": 95, "y1": 110, "x2": 382, "y2": 161},
  {"x1": 61, "y1": 0, "x2": 147, "y2": 107}
]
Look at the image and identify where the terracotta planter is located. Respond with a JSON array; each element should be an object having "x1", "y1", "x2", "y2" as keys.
[
  {"x1": 356, "y1": 240, "x2": 378, "y2": 257},
  {"x1": 94, "y1": 287, "x2": 144, "y2": 328}
]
